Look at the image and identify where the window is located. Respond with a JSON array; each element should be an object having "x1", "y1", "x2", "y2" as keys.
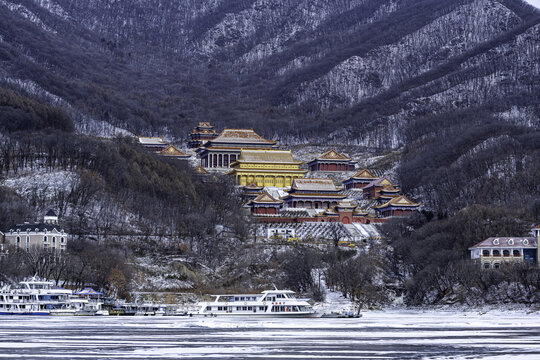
[
  {"x1": 61, "y1": 237, "x2": 65, "y2": 243},
  {"x1": 493, "y1": 238, "x2": 499, "y2": 245},
  {"x1": 16, "y1": 236, "x2": 20, "y2": 245},
  {"x1": 26, "y1": 236, "x2": 29, "y2": 244},
  {"x1": 493, "y1": 250, "x2": 500, "y2": 256},
  {"x1": 508, "y1": 239, "x2": 514, "y2": 245},
  {"x1": 523, "y1": 239, "x2": 529, "y2": 245},
  {"x1": 513, "y1": 250, "x2": 520, "y2": 257},
  {"x1": 52, "y1": 237, "x2": 56, "y2": 244},
  {"x1": 483, "y1": 263, "x2": 490, "y2": 269},
  {"x1": 493, "y1": 263, "x2": 500, "y2": 269},
  {"x1": 503, "y1": 250, "x2": 510, "y2": 257},
  {"x1": 482, "y1": 250, "x2": 490, "y2": 256},
  {"x1": 43, "y1": 236, "x2": 48, "y2": 243}
]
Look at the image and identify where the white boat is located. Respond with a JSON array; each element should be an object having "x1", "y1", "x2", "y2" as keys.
[
  {"x1": 135, "y1": 303, "x2": 167, "y2": 316},
  {"x1": 191, "y1": 288, "x2": 319, "y2": 317},
  {"x1": 0, "y1": 277, "x2": 72, "y2": 315}
]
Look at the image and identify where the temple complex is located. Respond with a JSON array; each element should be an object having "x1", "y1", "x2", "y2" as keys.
[
  {"x1": 188, "y1": 122, "x2": 218, "y2": 148},
  {"x1": 229, "y1": 149, "x2": 306, "y2": 187},
  {"x1": 307, "y1": 150, "x2": 356, "y2": 172},
  {"x1": 157, "y1": 145, "x2": 190, "y2": 159},
  {"x1": 138, "y1": 136, "x2": 168, "y2": 152},
  {"x1": 342, "y1": 169, "x2": 379, "y2": 189},
  {"x1": 373, "y1": 195, "x2": 420, "y2": 217},
  {"x1": 282, "y1": 178, "x2": 346, "y2": 209},
  {"x1": 197, "y1": 129, "x2": 277, "y2": 169}
]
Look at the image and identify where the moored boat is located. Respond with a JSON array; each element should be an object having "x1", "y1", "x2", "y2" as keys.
[{"x1": 191, "y1": 288, "x2": 319, "y2": 317}]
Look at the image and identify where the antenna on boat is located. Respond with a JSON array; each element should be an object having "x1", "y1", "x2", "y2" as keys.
[{"x1": 272, "y1": 283, "x2": 278, "y2": 291}]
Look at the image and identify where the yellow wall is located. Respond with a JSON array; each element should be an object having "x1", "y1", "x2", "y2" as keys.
[{"x1": 234, "y1": 171, "x2": 304, "y2": 188}]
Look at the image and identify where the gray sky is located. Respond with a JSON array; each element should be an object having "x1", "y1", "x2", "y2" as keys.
[{"x1": 524, "y1": 0, "x2": 540, "y2": 8}]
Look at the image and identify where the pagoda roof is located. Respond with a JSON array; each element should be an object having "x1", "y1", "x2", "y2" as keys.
[
  {"x1": 469, "y1": 237, "x2": 537, "y2": 249},
  {"x1": 138, "y1": 136, "x2": 166, "y2": 145},
  {"x1": 234, "y1": 149, "x2": 302, "y2": 164},
  {"x1": 335, "y1": 200, "x2": 358, "y2": 210},
  {"x1": 244, "y1": 183, "x2": 264, "y2": 190},
  {"x1": 197, "y1": 122, "x2": 213, "y2": 128},
  {"x1": 210, "y1": 129, "x2": 276, "y2": 145},
  {"x1": 252, "y1": 192, "x2": 283, "y2": 204},
  {"x1": 158, "y1": 145, "x2": 190, "y2": 157},
  {"x1": 349, "y1": 169, "x2": 378, "y2": 180},
  {"x1": 194, "y1": 166, "x2": 210, "y2": 174},
  {"x1": 291, "y1": 178, "x2": 341, "y2": 192},
  {"x1": 364, "y1": 177, "x2": 395, "y2": 189},
  {"x1": 315, "y1": 149, "x2": 351, "y2": 161},
  {"x1": 373, "y1": 195, "x2": 420, "y2": 209}
]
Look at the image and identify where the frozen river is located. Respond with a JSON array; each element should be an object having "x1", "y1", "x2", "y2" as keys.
[{"x1": 1, "y1": 310, "x2": 539, "y2": 359}]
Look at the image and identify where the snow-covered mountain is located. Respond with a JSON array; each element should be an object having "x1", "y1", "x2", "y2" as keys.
[{"x1": 1, "y1": 0, "x2": 539, "y2": 210}]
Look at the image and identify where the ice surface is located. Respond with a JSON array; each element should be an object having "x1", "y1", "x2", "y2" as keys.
[{"x1": 0, "y1": 309, "x2": 538, "y2": 359}]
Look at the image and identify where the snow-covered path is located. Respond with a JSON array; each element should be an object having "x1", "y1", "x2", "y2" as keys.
[{"x1": 1, "y1": 310, "x2": 539, "y2": 359}]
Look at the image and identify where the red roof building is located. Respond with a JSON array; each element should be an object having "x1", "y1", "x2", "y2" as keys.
[
  {"x1": 469, "y1": 236, "x2": 539, "y2": 269},
  {"x1": 282, "y1": 178, "x2": 346, "y2": 209},
  {"x1": 342, "y1": 169, "x2": 379, "y2": 189},
  {"x1": 307, "y1": 149, "x2": 356, "y2": 172}
]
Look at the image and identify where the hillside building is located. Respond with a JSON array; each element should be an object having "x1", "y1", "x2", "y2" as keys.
[
  {"x1": 282, "y1": 178, "x2": 346, "y2": 209},
  {"x1": 4, "y1": 210, "x2": 67, "y2": 252},
  {"x1": 469, "y1": 235, "x2": 539, "y2": 269},
  {"x1": 138, "y1": 136, "x2": 168, "y2": 152},
  {"x1": 342, "y1": 169, "x2": 379, "y2": 189},
  {"x1": 373, "y1": 195, "x2": 420, "y2": 218},
  {"x1": 188, "y1": 122, "x2": 218, "y2": 148},
  {"x1": 229, "y1": 149, "x2": 307, "y2": 187},
  {"x1": 307, "y1": 150, "x2": 356, "y2": 172},
  {"x1": 157, "y1": 144, "x2": 190, "y2": 159},
  {"x1": 197, "y1": 129, "x2": 277, "y2": 169},
  {"x1": 248, "y1": 192, "x2": 284, "y2": 216},
  {"x1": 363, "y1": 177, "x2": 398, "y2": 200}
]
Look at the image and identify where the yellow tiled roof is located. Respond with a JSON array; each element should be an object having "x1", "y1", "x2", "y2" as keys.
[
  {"x1": 213, "y1": 129, "x2": 276, "y2": 144},
  {"x1": 236, "y1": 149, "x2": 302, "y2": 164},
  {"x1": 158, "y1": 145, "x2": 189, "y2": 157},
  {"x1": 317, "y1": 149, "x2": 350, "y2": 160},
  {"x1": 373, "y1": 195, "x2": 420, "y2": 209}
]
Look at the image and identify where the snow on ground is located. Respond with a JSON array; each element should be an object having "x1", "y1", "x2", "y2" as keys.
[{"x1": 2, "y1": 169, "x2": 79, "y2": 200}]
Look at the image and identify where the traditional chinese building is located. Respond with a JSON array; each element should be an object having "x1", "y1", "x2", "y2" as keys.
[
  {"x1": 229, "y1": 149, "x2": 307, "y2": 187},
  {"x1": 138, "y1": 136, "x2": 168, "y2": 152},
  {"x1": 242, "y1": 183, "x2": 264, "y2": 201},
  {"x1": 197, "y1": 129, "x2": 277, "y2": 169},
  {"x1": 157, "y1": 145, "x2": 190, "y2": 159},
  {"x1": 469, "y1": 236, "x2": 539, "y2": 269},
  {"x1": 248, "y1": 192, "x2": 284, "y2": 216},
  {"x1": 373, "y1": 195, "x2": 420, "y2": 218},
  {"x1": 4, "y1": 210, "x2": 68, "y2": 252},
  {"x1": 188, "y1": 122, "x2": 218, "y2": 148},
  {"x1": 282, "y1": 178, "x2": 346, "y2": 209},
  {"x1": 342, "y1": 169, "x2": 379, "y2": 189},
  {"x1": 307, "y1": 149, "x2": 356, "y2": 172},
  {"x1": 363, "y1": 177, "x2": 397, "y2": 199}
]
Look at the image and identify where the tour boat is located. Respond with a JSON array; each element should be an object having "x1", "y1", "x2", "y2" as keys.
[{"x1": 191, "y1": 288, "x2": 319, "y2": 317}]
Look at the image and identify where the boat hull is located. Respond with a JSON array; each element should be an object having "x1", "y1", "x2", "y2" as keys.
[{"x1": 189, "y1": 312, "x2": 321, "y2": 318}]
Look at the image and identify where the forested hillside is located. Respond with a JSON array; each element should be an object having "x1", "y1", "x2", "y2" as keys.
[
  {"x1": 0, "y1": 0, "x2": 539, "y2": 304},
  {"x1": 0, "y1": 0, "x2": 538, "y2": 214}
]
